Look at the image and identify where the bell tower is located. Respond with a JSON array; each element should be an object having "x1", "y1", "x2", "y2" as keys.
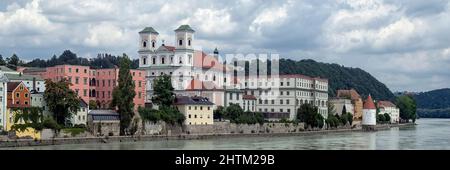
[
  {"x1": 174, "y1": 25, "x2": 195, "y2": 50},
  {"x1": 139, "y1": 27, "x2": 159, "y2": 51}
]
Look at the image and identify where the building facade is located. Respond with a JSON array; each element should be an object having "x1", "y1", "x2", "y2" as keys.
[
  {"x1": 329, "y1": 98, "x2": 354, "y2": 116},
  {"x1": 138, "y1": 25, "x2": 329, "y2": 121},
  {"x1": 362, "y1": 95, "x2": 376, "y2": 129},
  {"x1": 174, "y1": 96, "x2": 214, "y2": 125},
  {"x1": 377, "y1": 101, "x2": 400, "y2": 123},
  {"x1": 337, "y1": 89, "x2": 363, "y2": 120},
  {"x1": 0, "y1": 72, "x2": 8, "y2": 131}
]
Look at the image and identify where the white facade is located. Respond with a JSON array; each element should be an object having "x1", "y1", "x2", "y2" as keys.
[
  {"x1": 329, "y1": 98, "x2": 354, "y2": 116},
  {"x1": 70, "y1": 102, "x2": 88, "y2": 125},
  {"x1": 0, "y1": 72, "x2": 8, "y2": 131},
  {"x1": 379, "y1": 106, "x2": 400, "y2": 123},
  {"x1": 30, "y1": 92, "x2": 52, "y2": 117},
  {"x1": 362, "y1": 109, "x2": 376, "y2": 126}
]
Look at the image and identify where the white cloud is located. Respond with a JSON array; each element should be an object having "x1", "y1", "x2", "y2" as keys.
[
  {"x1": 249, "y1": 2, "x2": 292, "y2": 34},
  {"x1": 83, "y1": 23, "x2": 127, "y2": 47},
  {"x1": 180, "y1": 8, "x2": 237, "y2": 36}
]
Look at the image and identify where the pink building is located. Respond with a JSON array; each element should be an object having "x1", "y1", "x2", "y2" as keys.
[{"x1": 43, "y1": 65, "x2": 146, "y2": 110}]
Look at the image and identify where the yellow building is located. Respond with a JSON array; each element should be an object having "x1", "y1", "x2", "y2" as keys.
[
  {"x1": 174, "y1": 96, "x2": 214, "y2": 125},
  {"x1": 6, "y1": 109, "x2": 41, "y2": 140}
]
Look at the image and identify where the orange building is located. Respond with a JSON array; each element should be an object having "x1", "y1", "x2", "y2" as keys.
[{"x1": 7, "y1": 82, "x2": 31, "y2": 108}]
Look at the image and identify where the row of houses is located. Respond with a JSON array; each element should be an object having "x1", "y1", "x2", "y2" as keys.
[{"x1": 329, "y1": 89, "x2": 400, "y2": 124}]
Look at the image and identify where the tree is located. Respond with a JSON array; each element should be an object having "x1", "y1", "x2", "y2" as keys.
[
  {"x1": 44, "y1": 79, "x2": 81, "y2": 125},
  {"x1": 384, "y1": 113, "x2": 391, "y2": 123},
  {"x1": 89, "y1": 100, "x2": 98, "y2": 110},
  {"x1": 346, "y1": 112, "x2": 353, "y2": 125},
  {"x1": 214, "y1": 106, "x2": 225, "y2": 121},
  {"x1": 111, "y1": 54, "x2": 136, "y2": 135},
  {"x1": 297, "y1": 103, "x2": 323, "y2": 129},
  {"x1": 0, "y1": 54, "x2": 5, "y2": 65},
  {"x1": 7, "y1": 54, "x2": 20, "y2": 66},
  {"x1": 396, "y1": 95, "x2": 417, "y2": 123},
  {"x1": 224, "y1": 103, "x2": 244, "y2": 121},
  {"x1": 151, "y1": 74, "x2": 175, "y2": 107},
  {"x1": 342, "y1": 105, "x2": 347, "y2": 115},
  {"x1": 377, "y1": 114, "x2": 386, "y2": 124}
]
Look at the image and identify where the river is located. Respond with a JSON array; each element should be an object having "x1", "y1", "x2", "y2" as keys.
[{"x1": 7, "y1": 118, "x2": 450, "y2": 150}]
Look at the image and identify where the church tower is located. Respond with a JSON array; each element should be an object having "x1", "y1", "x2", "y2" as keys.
[
  {"x1": 139, "y1": 27, "x2": 159, "y2": 51},
  {"x1": 174, "y1": 25, "x2": 195, "y2": 50}
]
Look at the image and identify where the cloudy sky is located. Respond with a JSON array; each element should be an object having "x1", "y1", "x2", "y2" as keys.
[{"x1": 1, "y1": 0, "x2": 449, "y2": 92}]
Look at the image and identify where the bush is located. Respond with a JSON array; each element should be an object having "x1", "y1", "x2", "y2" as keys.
[
  {"x1": 377, "y1": 114, "x2": 386, "y2": 123},
  {"x1": 384, "y1": 113, "x2": 391, "y2": 123},
  {"x1": 73, "y1": 124, "x2": 86, "y2": 129},
  {"x1": 42, "y1": 117, "x2": 61, "y2": 130},
  {"x1": 139, "y1": 106, "x2": 185, "y2": 125},
  {"x1": 63, "y1": 128, "x2": 86, "y2": 137}
]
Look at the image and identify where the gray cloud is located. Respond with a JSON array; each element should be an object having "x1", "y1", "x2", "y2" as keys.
[{"x1": 0, "y1": 0, "x2": 449, "y2": 92}]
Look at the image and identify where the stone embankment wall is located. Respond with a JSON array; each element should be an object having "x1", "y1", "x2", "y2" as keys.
[{"x1": 140, "y1": 121, "x2": 305, "y2": 135}]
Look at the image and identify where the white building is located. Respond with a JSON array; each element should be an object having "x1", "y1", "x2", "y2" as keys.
[
  {"x1": 0, "y1": 72, "x2": 8, "y2": 131},
  {"x1": 69, "y1": 100, "x2": 88, "y2": 126},
  {"x1": 5, "y1": 73, "x2": 46, "y2": 93},
  {"x1": 377, "y1": 101, "x2": 400, "y2": 123},
  {"x1": 362, "y1": 95, "x2": 376, "y2": 129},
  {"x1": 138, "y1": 25, "x2": 329, "y2": 121},
  {"x1": 329, "y1": 98, "x2": 354, "y2": 116},
  {"x1": 242, "y1": 95, "x2": 257, "y2": 112}
]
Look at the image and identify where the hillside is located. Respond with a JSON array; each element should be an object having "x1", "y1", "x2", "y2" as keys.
[
  {"x1": 278, "y1": 59, "x2": 395, "y2": 100},
  {"x1": 414, "y1": 88, "x2": 450, "y2": 118}
]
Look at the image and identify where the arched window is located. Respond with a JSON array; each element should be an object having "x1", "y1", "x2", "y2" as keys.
[
  {"x1": 151, "y1": 41, "x2": 155, "y2": 48},
  {"x1": 179, "y1": 57, "x2": 183, "y2": 64},
  {"x1": 179, "y1": 39, "x2": 183, "y2": 46},
  {"x1": 161, "y1": 57, "x2": 165, "y2": 64},
  {"x1": 143, "y1": 41, "x2": 147, "y2": 48},
  {"x1": 188, "y1": 39, "x2": 191, "y2": 46},
  {"x1": 152, "y1": 57, "x2": 156, "y2": 65},
  {"x1": 142, "y1": 57, "x2": 147, "y2": 65}
]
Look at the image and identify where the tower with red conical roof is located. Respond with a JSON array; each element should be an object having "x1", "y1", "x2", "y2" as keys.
[{"x1": 362, "y1": 94, "x2": 376, "y2": 130}]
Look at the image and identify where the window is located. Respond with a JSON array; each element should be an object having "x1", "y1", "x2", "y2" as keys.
[
  {"x1": 194, "y1": 115, "x2": 197, "y2": 118},
  {"x1": 280, "y1": 109, "x2": 283, "y2": 112},
  {"x1": 195, "y1": 106, "x2": 197, "y2": 110},
  {"x1": 229, "y1": 93, "x2": 233, "y2": 100},
  {"x1": 151, "y1": 41, "x2": 155, "y2": 48},
  {"x1": 287, "y1": 82, "x2": 290, "y2": 86},
  {"x1": 208, "y1": 107, "x2": 210, "y2": 110},
  {"x1": 102, "y1": 80, "x2": 105, "y2": 87},
  {"x1": 280, "y1": 100, "x2": 283, "y2": 104},
  {"x1": 143, "y1": 41, "x2": 147, "y2": 47},
  {"x1": 69, "y1": 68, "x2": 72, "y2": 73},
  {"x1": 84, "y1": 69, "x2": 87, "y2": 73},
  {"x1": 16, "y1": 101, "x2": 19, "y2": 104},
  {"x1": 76, "y1": 68, "x2": 79, "y2": 73},
  {"x1": 84, "y1": 89, "x2": 87, "y2": 97},
  {"x1": 189, "y1": 114, "x2": 191, "y2": 118},
  {"x1": 179, "y1": 39, "x2": 183, "y2": 46},
  {"x1": 189, "y1": 106, "x2": 191, "y2": 110},
  {"x1": 108, "y1": 80, "x2": 111, "y2": 87},
  {"x1": 287, "y1": 109, "x2": 291, "y2": 113},
  {"x1": 84, "y1": 78, "x2": 88, "y2": 85},
  {"x1": 271, "y1": 109, "x2": 274, "y2": 112},
  {"x1": 138, "y1": 81, "x2": 142, "y2": 87},
  {"x1": 75, "y1": 77, "x2": 79, "y2": 84},
  {"x1": 138, "y1": 92, "x2": 141, "y2": 99},
  {"x1": 259, "y1": 99, "x2": 262, "y2": 104},
  {"x1": 102, "y1": 91, "x2": 105, "y2": 98},
  {"x1": 153, "y1": 58, "x2": 156, "y2": 64},
  {"x1": 236, "y1": 93, "x2": 240, "y2": 100},
  {"x1": 188, "y1": 39, "x2": 191, "y2": 46},
  {"x1": 286, "y1": 99, "x2": 290, "y2": 105},
  {"x1": 162, "y1": 57, "x2": 165, "y2": 64},
  {"x1": 108, "y1": 91, "x2": 111, "y2": 98},
  {"x1": 200, "y1": 106, "x2": 203, "y2": 110},
  {"x1": 24, "y1": 101, "x2": 28, "y2": 105},
  {"x1": 271, "y1": 100, "x2": 275, "y2": 104},
  {"x1": 143, "y1": 57, "x2": 147, "y2": 65},
  {"x1": 24, "y1": 93, "x2": 29, "y2": 98},
  {"x1": 16, "y1": 93, "x2": 19, "y2": 98},
  {"x1": 287, "y1": 91, "x2": 290, "y2": 96}
]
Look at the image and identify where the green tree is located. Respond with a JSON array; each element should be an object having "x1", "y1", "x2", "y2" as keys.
[
  {"x1": 111, "y1": 54, "x2": 136, "y2": 135},
  {"x1": 396, "y1": 95, "x2": 417, "y2": 123},
  {"x1": 44, "y1": 79, "x2": 81, "y2": 125},
  {"x1": 0, "y1": 54, "x2": 5, "y2": 65},
  {"x1": 7, "y1": 54, "x2": 20, "y2": 66},
  {"x1": 213, "y1": 106, "x2": 225, "y2": 121},
  {"x1": 89, "y1": 100, "x2": 98, "y2": 110},
  {"x1": 224, "y1": 103, "x2": 244, "y2": 121},
  {"x1": 151, "y1": 74, "x2": 175, "y2": 107},
  {"x1": 384, "y1": 113, "x2": 391, "y2": 123},
  {"x1": 377, "y1": 114, "x2": 386, "y2": 124},
  {"x1": 346, "y1": 112, "x2": 353, "y2": 125},
  {"x1": 297, "y1": 103, "x2": 323, "y2": 129}
]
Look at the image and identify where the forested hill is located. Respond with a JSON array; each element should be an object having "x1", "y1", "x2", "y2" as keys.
[
  {"x1": 21, "y1": 50, "x2": 139, "y2": 69},
  {"x1": 278, "y1": 59, "x2": 395, "y2": 100},
  {"x1": 413, "y1": 88, "x2": 450, "y2": 118}
]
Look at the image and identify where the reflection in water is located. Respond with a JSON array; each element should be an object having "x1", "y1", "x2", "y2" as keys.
[{"x1": 5, "y1": 119, "x2": 450, "y2": 150}]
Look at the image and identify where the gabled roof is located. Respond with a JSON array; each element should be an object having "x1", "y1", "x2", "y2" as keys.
[
  {"x1": 7, "y1": 82, "x2": 23, "y2": 92},
  {"x1": 175, "y1": 25, "x2": 195, "y2": 32},
  {"x1": 363, "y1": 95, "x2": 376, "y2": 110},
  {"x1": 5, "y1": 73, "x2": 44, "y2": 81},
  {"x1": 157, "y1": 45, "x2": 176, "y2": 52},
  {"x1": 174, "y1": 96, "x2": 214, "y2": 105},
  {"x1": 337, "y1": 89, "x2": 361, "y2": 100},
  {"x1": 377, "y1": 101, "x2": 396, "y2": 108},
  {"x1": 139, "y1": 27, "x2": 159, "y2": 34}
]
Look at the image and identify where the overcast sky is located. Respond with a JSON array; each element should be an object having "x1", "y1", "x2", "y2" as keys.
[{"x1": 1, "y1": 0, "x2": 449, "y2": 92}]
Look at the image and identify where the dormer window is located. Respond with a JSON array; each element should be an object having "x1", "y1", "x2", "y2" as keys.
[
  {"x1": 143, "y1": 41, "x2": 147, "y2": 48},
  {"x1": 179, "y1": 39, "x2": 183, "y2": 46}
]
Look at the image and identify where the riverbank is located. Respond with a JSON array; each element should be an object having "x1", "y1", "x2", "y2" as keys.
[{"x1": 0, "y1": 123, "x2": 415, "y2": 148}]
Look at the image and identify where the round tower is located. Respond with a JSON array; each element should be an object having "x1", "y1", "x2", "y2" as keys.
[{"x1": 362, "y1": 94, "x2": 377, "y2": 131}]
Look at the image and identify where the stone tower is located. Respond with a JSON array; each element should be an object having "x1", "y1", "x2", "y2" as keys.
[{"x1": 362, "y1": 94, "x2": 377, "y2": 131}]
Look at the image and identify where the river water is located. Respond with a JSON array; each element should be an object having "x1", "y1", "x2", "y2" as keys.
[{"x1": 8, "y1": 118, "x2": 450, "y2": 150}]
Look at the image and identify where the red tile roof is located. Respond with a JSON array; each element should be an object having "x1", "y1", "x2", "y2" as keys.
[
  {"x1": 185, "y1": 79, "x2": 223, "y2": 91},
  {"x1": 377, "y1": 101, "x2": 396, "y2": 108},
  {"x1": 337, "y1": 89, "x2": 361, "y2": 100},
  {"x1": 363, "y1": 95, "x2": 376, "y2": 109},
  {"x1": 7, "y1": 82, "x2": 22, "y2": 92},
  {"x1": 163, "y1": 45, "x2": 176, "y2": 51}
]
